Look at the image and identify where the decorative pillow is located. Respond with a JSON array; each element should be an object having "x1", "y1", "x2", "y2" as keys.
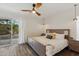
[
  {"x1": 41, "y1": 33, "x2": 46, "y2": 36},
  {"x1": 52, "y1": 33, "x2": 57, "y2": 39},
  {"x1": 46, "y1": 32, "x2": 57, "y2": 39},
  {"x1": 46, "y1": 35, "x2": 52, "y2": 39}
]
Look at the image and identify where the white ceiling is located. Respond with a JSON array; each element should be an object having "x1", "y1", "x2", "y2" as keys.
[{"x1": 0, "y1": 3, "x2": 78, "y2": 18}]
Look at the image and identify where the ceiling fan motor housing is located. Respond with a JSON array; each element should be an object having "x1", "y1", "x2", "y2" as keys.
[{"x1": 33, "y1": 4, "x2": 36, "y2": 7}]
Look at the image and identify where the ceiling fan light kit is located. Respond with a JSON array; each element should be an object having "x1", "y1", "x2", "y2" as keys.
[{"x1": 32, "y1": 11, "x2": 36, "y2": 13}]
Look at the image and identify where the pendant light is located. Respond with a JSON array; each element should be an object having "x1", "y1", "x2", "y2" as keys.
[{"x1": 73, "y1": 4, "x2": 77, "y2": 21}]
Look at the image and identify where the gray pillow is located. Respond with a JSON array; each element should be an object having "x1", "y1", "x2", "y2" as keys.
[
  {"x1": 46, "y1": 35, "x2": 52, "y2": 39},
  {"x1": 41, "y1": 33, "x2": 46, "y2": 36}
]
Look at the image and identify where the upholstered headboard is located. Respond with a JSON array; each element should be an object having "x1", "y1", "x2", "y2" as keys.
[{"x1": 46, "y1": 29, "x2": 70, "y2": 39}]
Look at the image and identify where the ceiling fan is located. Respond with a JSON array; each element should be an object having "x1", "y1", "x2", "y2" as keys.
[{"x1": 21, "y1": 3, "x2": 42, "y2": 16}]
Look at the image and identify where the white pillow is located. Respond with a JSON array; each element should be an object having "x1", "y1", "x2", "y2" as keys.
[{"x1": 56, "y1": 34, "x2": 64, "y2": 39}]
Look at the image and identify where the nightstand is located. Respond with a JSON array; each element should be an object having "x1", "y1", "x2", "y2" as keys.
[{"x1": 68, "y1": 37, "x2": 79, "y2": 53}]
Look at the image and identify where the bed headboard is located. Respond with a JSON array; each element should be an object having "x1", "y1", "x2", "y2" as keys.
[{"x1": 46, "y1": 29, "x2": 70, "y2": 39}]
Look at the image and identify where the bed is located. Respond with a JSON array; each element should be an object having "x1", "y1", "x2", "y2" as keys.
[{"x1": 27, "y1": 29, "x2": 70, "y2": 56}]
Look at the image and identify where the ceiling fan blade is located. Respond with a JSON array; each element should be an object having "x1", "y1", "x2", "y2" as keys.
[
  {"x1": 21, "y1": 10, "x2": 32, "y2": 12},
  {"x1": 21, "y1": 3, "x2": 42, "y2": 16},
  {"x1": 35, "y1": 11, "x2": 41, "y2": 16},
  {"x1": 35, "y1": 3, "x2": 42, "y2": 9}
]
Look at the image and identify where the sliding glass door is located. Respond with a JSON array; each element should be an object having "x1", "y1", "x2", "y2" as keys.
[{"x1": 0, "y1": 19, "x2": 19, "y2": 46}]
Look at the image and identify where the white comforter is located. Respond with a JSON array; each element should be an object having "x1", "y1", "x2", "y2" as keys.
[{"x1": 30, "y1": 36, "x2": 68, "y2": 56}]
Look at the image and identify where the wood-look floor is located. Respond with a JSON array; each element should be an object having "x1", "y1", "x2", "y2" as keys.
[
  {"x1": 0, "y1": 43, "x2": 37, "y2": 56},
  {"x1": 0, "y1": 43, "x2": 79, "y2": 56},
  {"x1": 55, "y1": 47, "x2": 79, "y2": 56}
]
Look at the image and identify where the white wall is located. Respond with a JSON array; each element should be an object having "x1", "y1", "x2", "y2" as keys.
[
  {"x1": 0, "y1": 8, "x2": 43, "y2": 44},
  {"x1": 23, "y1": 15, "x2": 43, "y2": 42},
  {"x1": 45, "y1": 10, "x2": 75, "y2": 38}
]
